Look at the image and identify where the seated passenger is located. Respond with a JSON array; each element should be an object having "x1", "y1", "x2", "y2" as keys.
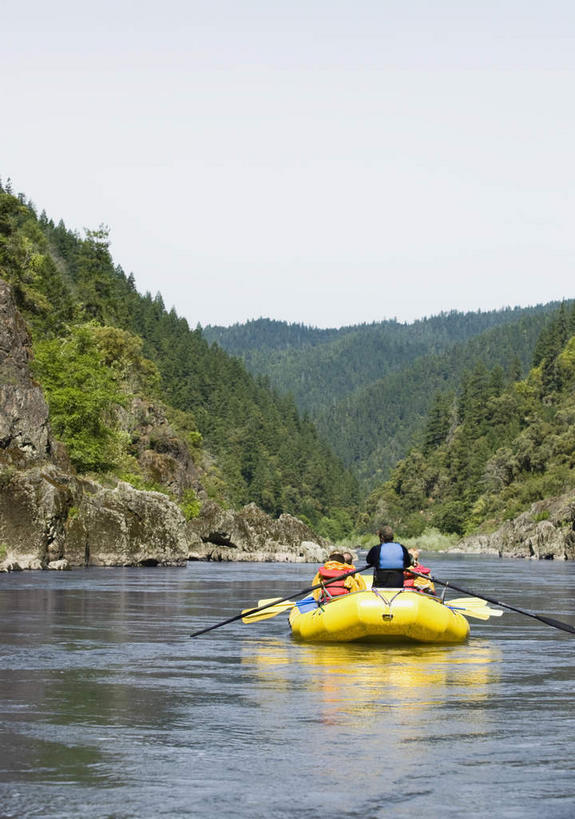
[
  {"x1": 404, "y1": 548, "x2": 435, "y2": 594},
  {"x1": 312, "y1": 553, "x2": 366, "y2": 603}
]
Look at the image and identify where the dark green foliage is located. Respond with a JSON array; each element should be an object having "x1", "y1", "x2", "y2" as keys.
[
  {"x1": 423, "y1": 392, "x2": 454, "y2": 454},
  {"x1": 369, "y1": 312, "x2": 575, "y2": 536},
  {"x1": 0, "y1": 182, "x2": 358, "y2": 532},
  {"x1": 0, "y1": 191, "x2": 75, "y2": 334},
  {"x1": 205, "y1": 306, "x2": 562, "y2": 488},
  {"x1": 316, "y1": 312, "x2": 558, "y2": 488}
]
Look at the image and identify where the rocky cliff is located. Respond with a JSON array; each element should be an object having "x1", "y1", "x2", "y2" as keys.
[
  {"x1": 0, "y1": 280, "x2": 52, "y2": 467},
  {"x1": 454, "y1": 491, "x2": 575, "y2": 560},
  {"x1": 0, "y1": 279, "x2": 328, "y2": 570}
]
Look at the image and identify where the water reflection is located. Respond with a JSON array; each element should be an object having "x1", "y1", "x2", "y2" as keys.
[{"x1": 243, "y1": 638, "x2": 501, "y2": 725}]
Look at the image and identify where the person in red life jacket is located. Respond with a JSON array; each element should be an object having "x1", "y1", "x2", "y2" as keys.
[
  {"x1": 366, "y1": 526, "x2": 411, "y2": 588},
  {"x1": 312, "y1": 553, "x2": 366, "y2": 603},
  {"x1": 404, "y1": 548, "x2": 436, "y2": 594}
]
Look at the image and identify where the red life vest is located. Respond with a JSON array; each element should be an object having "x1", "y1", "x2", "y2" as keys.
[
  {"x1": 318, "y1": 565, "x2": 350, "y2": 601},
  {"x1": 404, "y1": 563, "x2": 431, "y2": 588}
]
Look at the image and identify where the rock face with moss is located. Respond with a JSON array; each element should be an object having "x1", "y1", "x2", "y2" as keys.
[
  {"x1": 188, "y1": 501, "x2": 328, "y2": 562},
  {"x1": 0, "y1": 278, "x2": 329, "y2": 570},
  {"x1": 0, "y1": 280, "x2": 52, "y2": 466},
  {"x1": 64, "y1": 480, "x2": 188, "y2": 567},
  {"x1": 0, "y1": 280, "x2": 188, "y2": 570},
  {"x1": 454, "y1": 491, "x2": 575, "y2": 559},
  {"x1": 0, "y1": 466, "x2": 189, "y2": 570}
]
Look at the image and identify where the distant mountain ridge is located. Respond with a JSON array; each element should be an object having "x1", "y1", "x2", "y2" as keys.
[{"x1": 204, "y1": 305, "x2": 563, "y2": 485}]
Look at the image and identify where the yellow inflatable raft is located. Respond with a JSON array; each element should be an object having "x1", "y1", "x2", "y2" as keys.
[{"x1": 288, "y1": 588, "x2": 470, "y2": 644}]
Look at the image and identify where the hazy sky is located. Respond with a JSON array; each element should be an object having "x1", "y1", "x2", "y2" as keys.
[{"x1": 3, "y1": 1, "x2": 575, "y2": 327}]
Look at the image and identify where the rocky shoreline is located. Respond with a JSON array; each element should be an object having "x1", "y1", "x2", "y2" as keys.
[{"x1": 451, "y1": 491, "x2": 575, "y2": 560}]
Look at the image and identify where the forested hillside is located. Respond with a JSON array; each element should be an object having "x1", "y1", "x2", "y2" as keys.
[
  {"x1": 316, "y1": 312, "x2": 557, "y2": 485},
  {"x1": 206, "y1": 306, "x2": 561, "y2": 486},
  {"x1": 0, "y1": 183, "x2": 358, "y2": 538},
  {"x1": 204, "y1": 309, "x2": 553, "y2": 414},
  {"x1": 366, "y1": 303, "x2": 575, "y2": 537}
]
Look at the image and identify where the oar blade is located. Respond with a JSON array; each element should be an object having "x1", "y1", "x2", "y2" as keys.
[
  {"x1": 452, "y1": 606, "x2": 502, "y2": 621},
  {"x1": 447, "y1": 597, "x2": 491, "y2": 608},
  {"x1": 257, "y1": 598, "x2": 295, "y2": 607},
  {"x1": 241, "y1": 602, "x2": 295, "y2": 623}
]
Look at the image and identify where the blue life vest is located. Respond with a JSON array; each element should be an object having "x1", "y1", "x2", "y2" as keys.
[{"x1": 377, "y1": 542, "x2": 405, "y2": 570}]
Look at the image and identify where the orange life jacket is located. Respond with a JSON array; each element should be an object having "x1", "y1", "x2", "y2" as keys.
[
  {"x1": 404, "y1": 563, "x2": 431, "y2": 588},
  {"x1": 318, "y1": 564, "x2": 351, "y2": 601}
]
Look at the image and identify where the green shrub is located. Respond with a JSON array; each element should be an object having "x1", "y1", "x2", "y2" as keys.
[
  {"x1": 180, "y1": 489, "x2": 201, "y2": 520},
  {"x1": 534, "y1": 510, "x2": 550, "y2": 522},
  {"x1": 32, "y1": 324, "x2": 127, "y2": 472}
]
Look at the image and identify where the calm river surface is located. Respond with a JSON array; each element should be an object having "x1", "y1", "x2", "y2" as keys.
[{"x1": 1, "y1": 554, "x2": 574, "y2": 818}]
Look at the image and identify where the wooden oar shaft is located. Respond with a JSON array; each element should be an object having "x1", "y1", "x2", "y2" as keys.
[
  {"x1": 410, "y1": 570, "x2": 575, "y2": 636},
  {"x1": 190, "y1": 564, "x2": 369, "y2": 638}
]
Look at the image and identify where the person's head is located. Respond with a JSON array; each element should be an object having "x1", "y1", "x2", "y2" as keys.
[
  {"x1": 327, "y1": 552, "x2": 346, "y2": 563},
  {"x1": 342, "y1": 551, "x2": 354, "y2": 564},
  {"x1": 409, "y1": 548, "x2": 420, "y2": 562},
  {"x1": 377, "y1": 526, "x2": 394, "y2": 543}
]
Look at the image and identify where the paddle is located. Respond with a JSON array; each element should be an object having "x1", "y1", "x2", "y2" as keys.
[
  {"x1": 411, "y1": 570, "x2": 575, "y2": 635},
  {"x1": 447, "y1": 605, "x2": 502, "y2": 621},
  {"x1": 445, "y1": 596, "x2": 503, "y2": 619},
  {"x1": 241, "y1": 602, "x2": 295, "y2": 623},
  {"x1": 189, "y1": 565, "x2": 369, "y2": 637}
]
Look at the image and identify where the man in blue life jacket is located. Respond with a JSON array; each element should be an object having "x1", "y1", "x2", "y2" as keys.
[{"x1": 366, "y1": 526, "x2": 412, "y2": 588}]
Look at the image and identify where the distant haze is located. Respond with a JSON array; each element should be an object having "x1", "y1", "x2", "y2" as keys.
[{"x1": 3, "y1": 0, "x2": 575, "y2": 328}]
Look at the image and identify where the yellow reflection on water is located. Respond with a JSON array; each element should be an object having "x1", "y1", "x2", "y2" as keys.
[{"x1": 242, "y1": 637, "x2": 501, "y2": 726}]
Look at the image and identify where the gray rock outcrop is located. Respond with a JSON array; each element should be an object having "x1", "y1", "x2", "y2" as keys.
[
  {"x1": 65, "y1": 480, "x2": 188, "y2": 567},
  {"x1": 0, "y1": 465, "x2": 73, "y2": 569},
  {"x1": 0, "y1": 467, "x2": 188, "y2": 569},
  {"x1": 0, "y1": 280, "x2": 51, "y2": 466},
  {"x1": 454, "y1": 491, "x2": 575, "y2": 560},
  {"x1": 188, "y1": 501, "x2": 328, "y2": 562}
]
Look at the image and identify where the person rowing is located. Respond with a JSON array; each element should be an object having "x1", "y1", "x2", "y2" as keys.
[{"x1": 365, "y1": 526, "x2": 411, "y2": 588}]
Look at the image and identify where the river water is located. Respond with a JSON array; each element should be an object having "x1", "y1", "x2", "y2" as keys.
[{"x1": 1, "y1": 554, "x2": 574, "y2": 818}]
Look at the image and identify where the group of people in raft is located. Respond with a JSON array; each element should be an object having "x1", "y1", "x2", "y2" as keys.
[{"x1": 311, "y1": 525, "x2": 434, "y2": 604}]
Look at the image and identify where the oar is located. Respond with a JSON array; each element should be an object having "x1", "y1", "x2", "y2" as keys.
[
  {"x1": 190, "y1": 565, "x2": 369, "y2": 638},
  {"x1": 411, "y1": 571, "x2": 575, "y2": 635}
]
